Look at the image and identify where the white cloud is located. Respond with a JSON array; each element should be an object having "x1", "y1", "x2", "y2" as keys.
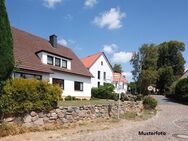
[
  {"x1": 58, "y1": 37, "x2": 68, "y2": 46},
  {"x1": 103, "y1": 44, "x2": 118, "y2": 54},
  {"x1": 64, "y1": 14, "x2": 73, "y2": 21},
  {"x1": 93, "y1": 8, "x2": 126, "y2": 30},
  {"x1": 112, "y1": 52, "x2": 133, "y2": 63},
  {"x1": 43, "y1": 0, "x2": 63, "y2": 8},
  {"x1": 84, "y1": 0, "x2": 97, "y2": 8}
]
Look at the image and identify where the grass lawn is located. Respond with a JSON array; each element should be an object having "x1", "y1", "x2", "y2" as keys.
[{"x1": 58, "y1": 99, "x2": 117, "y2": 107}]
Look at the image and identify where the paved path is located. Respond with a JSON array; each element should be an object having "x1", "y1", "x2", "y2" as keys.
[{"x1": 1, "y1": 95, "x2": 188, "y2": 141}]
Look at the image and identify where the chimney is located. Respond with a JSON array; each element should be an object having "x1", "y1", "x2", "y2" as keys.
[{"x1": 49, "y1": 34, "x2": 57, "y2": 48}]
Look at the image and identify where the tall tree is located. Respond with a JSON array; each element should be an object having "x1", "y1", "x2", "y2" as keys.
[
  {"x1": 130, "y1": 52, "x2": 140, "y2": 82},
  {"x1": 113, "y1": 64, "x2": 122, "y2": 74},
  {"x1": 0, "y1": 0, "x2": 14, "y2": 86},
  {"x1": 157, "y1": 41, "x2": 185, "y2": 93}
]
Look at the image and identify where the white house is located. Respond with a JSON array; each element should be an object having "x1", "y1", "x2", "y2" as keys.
[
  {"x1": 181, "y1": 69, "x2": 188, "y2": 79},
  {"x1": 12, "y1": 27, "x2": 92, "y2": 99},
  {"x1": 112, "y1": 73, "x2": 128, "y2": 94},
  {"x1": 81, "y1": 52, "x2": 113, "y2": 88}
]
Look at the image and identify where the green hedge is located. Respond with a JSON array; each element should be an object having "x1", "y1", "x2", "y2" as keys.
[
  {"x1": 91, "y1": 83, "x2": 118, "y2": 100},
  {"x1": 174, "y1": 78, "x2": 188, "y2": 102},
  {"x1": 0, "y1": 78, "x2": 62, "y2": 116},
  {"x1": 143, "y1": 96, "x2": 157, "y2": 109}
]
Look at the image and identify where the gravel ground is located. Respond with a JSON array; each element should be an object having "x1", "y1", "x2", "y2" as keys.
[{"x1": 1, "y1": 95, "x2": 188, "y2": 141}]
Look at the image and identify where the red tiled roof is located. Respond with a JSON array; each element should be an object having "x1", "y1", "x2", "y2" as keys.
[
  {"x1": 81, "y1": 52, "x2": 103, "y2": 68},
  {"x1": 113, "y1": 73, "x2": 128, "y2": 83},
  {"x1": 12, "y1": 27, "x2": 92, "y2": 77}
]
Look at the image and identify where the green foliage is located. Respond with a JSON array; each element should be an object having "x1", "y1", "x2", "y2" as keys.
[
  {"x1": 130, "y1": 52, "x2": 140, "y2": 82},
  {"x1": 157, "y1": 41, "x2": 185, "y2": 77},
  {"x1": 138, "y1": 70, "x2": 158, "y2": 95},
  {"x1": 143, "y1": 96, "x2": 157, "y2": 109},
  {"x1": 0, "y1": 0, "x2": 14, "y2": 84},
  {"x1": 64, "y1": 95, "x2": 80, "y2": 101},
  {"x1": 174, "y1": 78, "x2": 188, "y2": 102},
  {"x1": 113, "y1": 64, "x2": 122, "y2": 74},
  {"x1": 91, "y1": 83, "x2": 116, "y2": 100},
  {"x1": 0, "y1": 78, "x2": 62, "y2": 116},
  {"x1": 157, "y1": 66, "x2": 175, "y2": 94}
]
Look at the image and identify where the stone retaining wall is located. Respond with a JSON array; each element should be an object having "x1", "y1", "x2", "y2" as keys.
[{"x1": 4, "y1": 101, "x2": 143, "y2": 127}]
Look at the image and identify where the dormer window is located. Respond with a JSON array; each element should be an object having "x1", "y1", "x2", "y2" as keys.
[
  {"x1": 62, "y1": 59, "x2": 67, "y2": 68},
  {"x1": 55, "y1": 57, "x2": 61, "y2": 67},
  {"x1": 47, "y1": 55, "x2": 53, "y2": 65}
]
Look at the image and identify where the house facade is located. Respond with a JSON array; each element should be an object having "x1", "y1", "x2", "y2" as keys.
[
  {"x1": 12, "y1": 27, "x2": 92, "y2": 99},
  {"x1": 181, "y1": 69, "x2": 188, "y2": 79},
  {"x1": 112, "y1": 73, "x2": 128, "y2": 94},
  {"x1": 81, "y1": 52, "x2": 113, "y2": 88}
]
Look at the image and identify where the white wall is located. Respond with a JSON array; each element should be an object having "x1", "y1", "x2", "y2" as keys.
[
  {"x1": 113, "y1": 82, "x2": 128, "y2": 94},
  {"x1": 89, "y1": 55, "x2": 113, "y2": 87},
  {"x1": 49, "y1": 71, "x2": 91, "y2": 98}
]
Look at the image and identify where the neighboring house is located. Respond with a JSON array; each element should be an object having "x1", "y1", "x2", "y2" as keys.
[
  {"x1": 181, "y1": 69, "x2": 188, "y2": 79},
  {"x1": 81, "y1": 52, "x2": 113, "y2": 88},
  {"x1": 12, "y1": 27, "x2": 92, "y2": 99},
  {"x1": 112, "y1": 73, "x2": 128, "y2": 94}
]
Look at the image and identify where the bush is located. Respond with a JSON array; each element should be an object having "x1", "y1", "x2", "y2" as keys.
[
  {"x1": 0, "y1": 78, "x2": 62, "y2": 116},
  {"x1": 143, "y1": 96, "x2": 157, "y2": 109},
  {"x1": 174, "y1": 78, "x2": 188, "y2": 102},
  {"x1": 64, "y1": 95, "x2": 81, "y2": 101},
  {"x1": 91, "y1": 83, "x2": 115, "y2": 100}
]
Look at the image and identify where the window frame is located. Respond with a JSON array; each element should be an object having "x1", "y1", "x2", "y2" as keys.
[
  {"x1": 47, "y1": 55, "x2": 54, "y2": 65},
  {"x1": 52, "y1": 78, "x2": 64, "y2": 90},
  {"x1": 55, "y1": 57, "x2": 61, "y2": 67},
  {"x1": 103, "y1": 72, "x2": 106, "y2": 80},
  {"x1": 14, "y1": 72, "x2": 42, "y2": 80},
  {"x1": 74, "y1": 81, "x2": 83, "y2": 91},
  {"x1": 62, "y1": 59, "x2": 67, "y2": 68},
  {"x1": 98, "y1": 71, "x2": 100, "y2": 79}
]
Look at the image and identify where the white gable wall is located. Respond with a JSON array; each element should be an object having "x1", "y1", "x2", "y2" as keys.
[{"x1": 89, "y1": 55, "x2": 113, "y2": 87}]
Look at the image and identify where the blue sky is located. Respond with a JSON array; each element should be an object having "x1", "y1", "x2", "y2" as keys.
[{"x1": 6, "y1": 0, "x2": 188, "y2": 82}]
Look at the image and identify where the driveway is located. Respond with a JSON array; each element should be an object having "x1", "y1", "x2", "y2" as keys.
[{"x1": 1, "y1": 95, "x2": 188, "y2": 141}]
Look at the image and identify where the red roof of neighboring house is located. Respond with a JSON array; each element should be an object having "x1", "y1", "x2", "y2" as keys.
[
  {"x1": 12, "y1": 27, "x2": 92, "y2": 77},
  {"x1": 113, "y1": 73, "x2": 128, "y2": 83},
  {"x1": 81, "y1": 52, "x2": 103, "y2": 68},
  {"x1": 81, "y1": 52, "x2": 112, "y2": 70}
]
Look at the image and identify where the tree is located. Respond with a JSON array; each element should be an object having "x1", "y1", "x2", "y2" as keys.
[
  {"x1": 113, "y1": 64, "x2": 122, "y2": 73},
  {"x1": 138, "y1": 70, "x2": 158, "y2": 95},
  {"x1": 157, "y1": 66, "x2": 175, "y2": 95},
  {"x1": 157, "y1": 41, "x2": 185, "y2": 94},
  {"x1": 157, "y1": 41, "x2": 185, "y2": 78},
  {"x1": 130, "y1": 52, "x2": 140, "y2": 82},
  {"x1": 0, "y1": 0, "x2": 14, "y2": 89}
]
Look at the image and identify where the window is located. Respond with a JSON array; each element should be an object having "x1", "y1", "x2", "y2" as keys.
[
  {"x1": 47, "y1": 55, "x2": 53, "y2": 65},
  {"x1": 98, "y1": 82, "x2": 100, "y2": 88},
  {"x1": 101, "y1": 61, "x2": 103, "y2": 66},
  {"x1": 62, "y1": 59, "x2": 67, "y2": 68},
  {"x1": 103, "y1": 72, "x2": 106, "y2": 80},
  {"x1": 14, "y1": 72, "x2": 42, "y2": 80},
  {"x1": 74, "y1": 81, "x2": 83, "y2": 91},
  {"x1": 55, "y1": 58, "x2": 61, "y2": 67},
  {"x1": 98, "y1": 71, "x2": 100, "y2": 79},
  {"x1": 52, "y1": 78, "x2": 64, "y2": 89}
]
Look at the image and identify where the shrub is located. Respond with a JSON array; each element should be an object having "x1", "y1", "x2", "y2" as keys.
[
  {"x1": 0, "y1": 78, "x2": 62, "y2": 116},
  {"x1": 174, "y1": 78, "x2": 188, "y2": 102},
  {"x1": 91, "y1": 83, "x2": 115, "y2": 100},
  {"x1": 143, "y1": 96, "x2": 157, "y2": 109}
]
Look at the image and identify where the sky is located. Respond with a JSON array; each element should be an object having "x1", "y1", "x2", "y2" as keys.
[{"x1": 6, "y1": 0, "x2": 188, "y2": 82}]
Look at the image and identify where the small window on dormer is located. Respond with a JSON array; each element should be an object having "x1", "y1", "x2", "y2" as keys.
[
  {"x1": 62, "y1": 59, "x2": 67, "y2": 68},
  {"x1": 101, "y1": 61, "x2": 103, "y2": 66},
  {"x1": 47, "y1": 55, "x2": 53, "y2": 65},
  {"x1": 55, "y1": 58, "x2": 61, "y2": 67}
]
